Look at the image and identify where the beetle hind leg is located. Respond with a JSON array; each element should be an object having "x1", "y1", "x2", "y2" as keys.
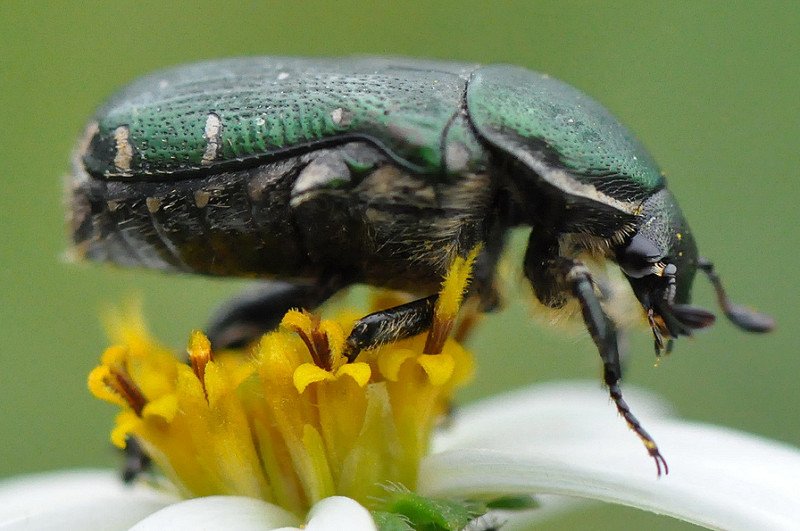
[{"x1": 206, "y1": 279, "x2": 342, "y2": 350}]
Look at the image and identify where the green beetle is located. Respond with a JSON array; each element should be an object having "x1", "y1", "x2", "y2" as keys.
[{"x1": 69, "y1": 57, "x2": 773, "y2": 474}]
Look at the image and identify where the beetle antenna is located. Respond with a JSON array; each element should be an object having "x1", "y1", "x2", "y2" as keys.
[
  {"x1": 697, "y1": 258, "x2": 775, "y2": 333},
  {"x1": 658, "y1": 265, "x2": 715, "y2": 337}
]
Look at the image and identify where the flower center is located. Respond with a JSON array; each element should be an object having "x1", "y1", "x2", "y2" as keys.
[{"x1": 88, "y1": 249, "x2": 480, "y2": 516}]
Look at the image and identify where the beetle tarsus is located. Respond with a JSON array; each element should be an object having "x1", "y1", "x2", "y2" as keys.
[
  {"x1": 608, "y1": 382, "x2": 669, "y2": 476},
  {"x1": 343, "y1": 295, "x2": 438, "y2": 362}
]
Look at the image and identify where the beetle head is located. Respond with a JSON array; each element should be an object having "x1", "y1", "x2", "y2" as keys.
[
  {"x1": 616, "y1": 189, "x2": 773, "y2": 351},
  {"x1": 617, "y1": 189, "x2": 708, "y2": 346}
]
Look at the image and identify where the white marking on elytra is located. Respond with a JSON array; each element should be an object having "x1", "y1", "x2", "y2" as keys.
[
  {"x1": 330, "y1": 107, "x2": 353, "y2": 127},
  {"x1": 201, "y1": 113, "x2": 222, "y2": 166},
  {"x1": 113, "y1": 125, "x2": 133, "y2": 173},
  {"x1": 277, "y1": 72, "x2": 290, "y2": 80}
]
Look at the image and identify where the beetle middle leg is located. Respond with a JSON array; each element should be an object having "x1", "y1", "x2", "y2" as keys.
[
  {"x1": 343, "y1": 239, "x2": 501, "y2": 361},
  {"x1": 524, "y1": 233, "x2": 668, "y2": 475}
]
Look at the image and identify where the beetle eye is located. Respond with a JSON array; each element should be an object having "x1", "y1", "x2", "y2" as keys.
[{"x1": 619, "y1": 234, "x2": 663, "y2": 278}]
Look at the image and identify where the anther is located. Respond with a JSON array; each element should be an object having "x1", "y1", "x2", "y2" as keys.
[
  {"x1": 188, "y1": 331, "x2": 213, "y2": 396},
  {"x1": 105, "y1": 365, "x2": 147, "y2": 416}
]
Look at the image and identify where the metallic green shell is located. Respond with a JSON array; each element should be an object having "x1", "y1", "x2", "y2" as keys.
[
  {"x1": 83, "y1": 57, "x2": 482, "y2": 178},
  {"x1": 467, "y1": 65, "x2": 665, "y2": 202},
  {"x1": 84, "y1": 57, "x2": 664, "y2": 211}
]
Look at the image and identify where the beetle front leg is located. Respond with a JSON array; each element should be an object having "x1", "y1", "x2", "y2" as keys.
[
  {"x1": 344, "y1": 295, "x2": 438, "y2": 362},
  {"x1": 564, "y1": 260, "x2": 668, "y2": 476},
  {"x1": 523, "y1": 235, "x2": 667, "y2": 475},
  {"x1": 206, "y1": 279, "x2": 343, "y2": 349}
]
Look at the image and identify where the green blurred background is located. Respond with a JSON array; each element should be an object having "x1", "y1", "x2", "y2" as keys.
[{"x1": 1, "y1": 1, "x2": 797, "y2": 528}]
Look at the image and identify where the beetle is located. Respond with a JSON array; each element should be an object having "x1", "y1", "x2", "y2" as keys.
[{"x1": 68, "y1": 57, "x2": 773, "y2": 474}]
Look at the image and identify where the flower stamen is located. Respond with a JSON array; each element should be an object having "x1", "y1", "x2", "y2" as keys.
[
  {"x1": 187, "y1": 330, "x2": 212, "y2": 398},
  {"x1": 282, "y1": 311, "x2": 334, "y2": 370},
  {"x1": 106, "y1": 364, "x2": 147, "y2": 416},
  {"x1": 424, "y1": 246, "x2": 482, "y2": 354}
]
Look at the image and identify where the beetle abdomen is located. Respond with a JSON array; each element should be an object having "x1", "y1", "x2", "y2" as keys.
[
  {"x1": 70, "y1": 141, "x2": 497, "y2": 291},
  {"x1": 70, "y1": 157, "x2": 310, "y2": 278}
]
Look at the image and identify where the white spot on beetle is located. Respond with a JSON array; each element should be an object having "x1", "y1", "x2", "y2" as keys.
[
  {"x1": 201, "y1": 113, "x2": 222, "y2": 166},
  {"x1": 113, "y1": 125, "x2": 133, "y2": 173},
  {"x1": 194, "y1": 190, "x2": 210, "y2": 209},
  {"x1": 330, "y1": 107, "x2": 353, "y2": 127},
  {"x1": 277, "y1": 72, "x2": 290, "y2": 80},
  {"x1": 444, "y1": 141, "x2": 470, "y2": 173},
  {"x1": 146, "y1": 197, "x2": 162, "y2": 213}
]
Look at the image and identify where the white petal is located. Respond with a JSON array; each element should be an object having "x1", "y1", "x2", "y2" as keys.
[
  {"x1": 0, "y1": 469, "x2": 176, "y2": 530},
  {"x1": 433, "y1": 380, "x2": 673, "y2": 452},
  {"x1": 423, "y1": 383, "x2": 800, "y2": 530},
  {"x1": 301, "y1": 496, "x2": 377, "y2": 531},
  {"x1": 130, "y1": 496, "x2": 300, "y2": 530}
]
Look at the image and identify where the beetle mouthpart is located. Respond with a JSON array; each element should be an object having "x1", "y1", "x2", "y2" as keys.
[
  {"x1": 670, "y1": 304, "x2": 716, "y2": 330},
  {"x1": 646, "y1": 308, "x2": 667, "y2": 355},
  {"x1": 697, "y1": 257, "x2": 775, "y2": 333},
  {"x1": 649, "y1": 301, "x2": 715, "y2": 344}
]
